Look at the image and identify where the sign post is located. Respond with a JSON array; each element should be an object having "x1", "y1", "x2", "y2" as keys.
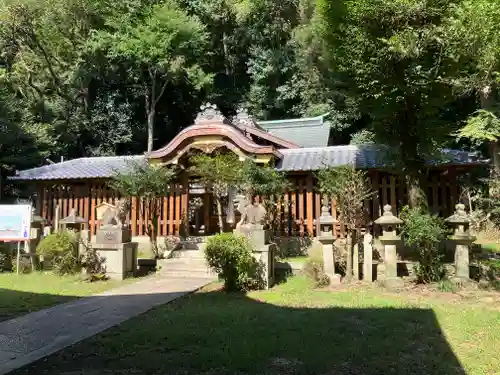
[{"x1": 0, "y1": 204, "x2": 32, "y2": 274}]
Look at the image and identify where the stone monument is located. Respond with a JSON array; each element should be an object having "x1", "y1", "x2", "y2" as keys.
[
  {"x1": 363, "y1": 232, "x2": 374, "y2": 283},
  {"x1": 318, "y1": 198, "x2": 341, "y2": 284},
  {"x1": 234, "y1": 195, "x2": 274, "y2": 289},
  {"x1": 374, "y1": 205, "x2": 403, "y2": 289},
  {"x1": 445, "y1": 203, "x2": 476, "y2": 282},
  {"x1": 93, "y1": 201, "x2": 137, "y2": 280}
]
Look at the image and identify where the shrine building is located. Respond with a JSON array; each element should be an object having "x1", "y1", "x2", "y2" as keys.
[{"x1": 9, "y1": 105, "x2": 484, "y2": 239}]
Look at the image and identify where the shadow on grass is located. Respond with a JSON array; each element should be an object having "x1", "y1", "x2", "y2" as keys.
[
  {"x1": 0, "y1": 288, "x2": 76, "y2": 323},
  {"x1": 2, "y1": 283, "x2": 467, "y2": 375}
]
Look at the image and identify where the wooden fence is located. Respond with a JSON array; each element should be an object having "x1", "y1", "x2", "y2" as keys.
[{"x1": 35, "y1": 169, "x2": 460, "y2": 238}]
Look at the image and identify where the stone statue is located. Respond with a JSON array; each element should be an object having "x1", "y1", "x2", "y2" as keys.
[
  {"x1": 235, "y1": 195, "x2": 266, "y2": 230},
  {"x1": 116, "y1": 198, "x2": 130, "y2": 228},
  {"x1": 101, "y1": 207, "x2": 121, "y2": 228}
]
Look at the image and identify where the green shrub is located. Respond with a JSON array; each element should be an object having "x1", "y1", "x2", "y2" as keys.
[
  {"x1": 11, "y1": 256, "x2": 32, "y2": 274},
  {"x1": 400, "y1": 207, "x2": 447, "y2": 283},
  {"x1": 205, "y1": 233, "x2": 259, "y2": 292},
  {"x1": 37, "y1": 230, "x2": 79, "y2": 275},
  {"x1": 52, "y1": 251, "x2": 80, "y2": 276},
  {"x1": 37, "y1": 230, "x2": 78, "y2": 259},
  {"x1": 80, "y1": 243, "x2": 107, "y2": 281},
  {"x1": 303, "y1": 258, "x2": 330, "y2": 287},
  {"x1": 437, "y1": 279, "x2": 457, "y2": 293}
]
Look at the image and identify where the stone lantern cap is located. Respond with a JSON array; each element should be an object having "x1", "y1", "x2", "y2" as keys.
[
  {"x1": 59, "y1": 208, "x2": 88, "y2": 224},
  {"x1": 32, "y1": 215, "x2": 47, "y2": 224},
  {"x1": 445, "y1": 204, "x2": 471, "y2": 225},
  {"x1": 319, "y1": 204, "x2": 338, "y2": 225},
  {"x1": 374, "y1": 205, "x2": 402, "y2": 226}
]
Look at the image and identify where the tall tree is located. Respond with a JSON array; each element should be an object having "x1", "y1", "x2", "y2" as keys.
[
  {"x1": 189, "y1": 152, "x2": 244, "y2": 233},
  {"x1": 88, "y1": 0, "x2": 212, "y2": 153},
  {"x1": 442, "y1": 0, "x2": 500, "y2": 176},
  {"x1": 317, "y1": 0, "x2": 462, "y2": 207}
]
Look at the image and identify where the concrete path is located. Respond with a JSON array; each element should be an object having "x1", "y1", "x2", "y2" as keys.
[{"x1": 0, "y1": 275, "x2": 214, "y2": 375}]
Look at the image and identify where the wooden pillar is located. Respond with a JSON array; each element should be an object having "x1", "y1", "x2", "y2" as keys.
[
  {"x1": 162, "y1": 196, "x2": 168, "y2": 237},
  {"x1": 306, "y1": 175, "x2": 313, "y2": 236},
  {"x1": 181, "y1": 173, "x2": 189, "y2": 236},
  {"x1": 174, "y1": 183, "x2": 181, "y2": 236},
  {"x1": 90, "y1": 184, "x2": 97, "y2": 236},
  {"x1": 83, "y1": 184, "x2": 90, "y2": 228},
  {"x1": 204, "y1": 191, "x2": 210, "y2": 234},
  {"x1": 298, "y1": 179, "x2": 304, "y2": 235},
  {"x1": 38, "y1": 185, "x2": 45, "y2": 217},
  {"x1": 168, "y1": 186, "x2": 175, "y2": 235},
  {"x1": 372, "y1": 171, "x2": 380, "y2": 219},
  {"x1": 390, "y1": 176, "x2": 397, "y2": 214}
]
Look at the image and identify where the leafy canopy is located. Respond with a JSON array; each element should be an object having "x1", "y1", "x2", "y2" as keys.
[
  {"x1": 188, "y1": 152, "x2": 244, "y2": 197},
  {"x1": 109, "y1": 161, "x2": 176, "y2": 200}
]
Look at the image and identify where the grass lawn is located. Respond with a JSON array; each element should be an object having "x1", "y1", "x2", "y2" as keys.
[
  {"x1": 0, "y1": 272, "x2": 128, "y2": 322},
  {"x1": 281, "y1": 256, "x2": 309, "y2": 264},
  {"x1": 12, "y1": 277, "x2": 500, "y2": 375},
  {"x1": 480, "y1": 242, "x2": 500, "y2": 253}
]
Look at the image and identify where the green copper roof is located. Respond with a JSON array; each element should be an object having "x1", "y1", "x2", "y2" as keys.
[{"x1": 256, "y1": 113, "x2": 330, "y2": 147}]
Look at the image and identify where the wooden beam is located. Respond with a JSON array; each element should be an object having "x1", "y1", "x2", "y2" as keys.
[{"x1": 306, "y1": 175, "x2": 313, "y2": 236}]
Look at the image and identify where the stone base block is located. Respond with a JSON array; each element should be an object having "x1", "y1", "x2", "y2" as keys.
[
  {"x1": 252, "y1": 245, "x2": 275, "y2": 290},
  {"x1": 92, "y1": 242, "x2": 138, "y2": 280},
  {"x1": 327, "y1": 273, "x2": 342, "y2": 285},
  {"x1": 383, "y1": 277, "x2": 404, "y2": 290}
]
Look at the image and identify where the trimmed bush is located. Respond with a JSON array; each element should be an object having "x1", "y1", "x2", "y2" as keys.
[
  {"x1": 36, "y1": 230, "x2": 80, "y2": 275},
  {"x1": 205, "y1": 233, "x2": 258, "y2": 292},
  {"x1": 400, "y1": 207, "x2": 447, "y2": 283}
]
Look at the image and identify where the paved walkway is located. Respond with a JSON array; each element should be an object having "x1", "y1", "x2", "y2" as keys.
[{"x1": 0, "y1": 275, "x2": 214, "y2": 375}]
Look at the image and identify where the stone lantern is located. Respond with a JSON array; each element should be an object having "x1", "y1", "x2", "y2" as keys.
[
  {"x1": 374, "y1": 205, "x2": 403, "y2": 288},
  {"x1": 28, "y1": 211, "x2": 47, "y2": 271},
  {"x1": 59, "y1": 208, "x2": 88, "y2": 232},
  {"x1": 318, "y1": 197, "x2": 341, "y2": 284},
  {"x1": 59, "y1": 209, "x2": 89, "y2": 250},
  {"x1": 445, "y1": 203, "x2": 476, "y2": 282}
]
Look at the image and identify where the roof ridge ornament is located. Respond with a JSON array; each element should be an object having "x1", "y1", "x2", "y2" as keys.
[
  {"x1": 234, "y1": 106, "x2": 257, "y2": 128},
  {"x1": 195, "y1": 103, "x2": 226, "y2": 124}
]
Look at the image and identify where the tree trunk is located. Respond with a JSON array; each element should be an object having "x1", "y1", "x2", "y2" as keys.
[
  {"x1": 345, "y1": 231, "x2": 353, "y2": 282},
  {"x1": 406, "y1": 174, "x2": 427, "y2": 210},
  {"x1": 215, "y1": 196, "x2": 224, "y2": 233},
  {"x1": 480, "y1": 85, "x2": 500, "y2": 178},
  {"x1": 147, "y1": 109, "x2": 155, "y2": 154},
  {"x1": 488, "y1": 141, "x2": 500, "y2": 178}
]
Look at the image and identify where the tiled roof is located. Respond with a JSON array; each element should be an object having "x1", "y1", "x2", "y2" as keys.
[
  {"x1": 257, "y1": 114, "x2": 331, "y2": 148},
  {"x1": 9, "y1": 146, "x2": 483, "y2": 181},
  {"x1": 10, "y1": 155, "x2": 145, "y2": 181},
  {"x1": 277, "y1": 146, "x2": 484, "y2": 171}
]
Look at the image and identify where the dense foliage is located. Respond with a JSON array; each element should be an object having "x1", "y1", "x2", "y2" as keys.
[
  {"x1": 400, "y1": 207, "x2": 448, "y2": 283},
  {"x1": 110, "y1": 161, "x2": 176, "y2": 257},
  {"x1": 316, "y1": 166, "x2": 372, "y2": 281},
  {"x1": 36, "y1": 230, "x2": 80, "y2": 275},
  {"x1": 204, "y1": 232, "x2": 260, "y2": 292},
  {"x1": 189, "y1": 152, "x2": 244, "y2": 232},
  {"x1": 1, "y1": 0, "x2": 500, "y2": 217}
]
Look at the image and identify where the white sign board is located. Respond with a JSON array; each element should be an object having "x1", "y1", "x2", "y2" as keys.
[{"x1": 0, "y1": 204, "x2": 32, "y2": 242}]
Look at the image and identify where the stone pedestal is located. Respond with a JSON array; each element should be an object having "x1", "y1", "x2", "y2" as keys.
[
  {"x1": 363, "y1": 233, "x2": 373, "y2": 283},
  {"x1": 446, "y1": 204, "x2": 475, "y2": 283},
  {"x1": 450, "y1": 236, "x2": 475, "y2": 282},
  {"x1": 93, "y1": 242, "x2": 138, "y2": 280},
  {"x1": 96, "y1": 228, "x2": 132, "y2": 244},
  {"x1": 375, "y1": 205, "x2": 404, "y2": 289},
  {"x1": 320, "y1": 238, "x2": 341, "y2": 285},
  {"x1": 380, "y1": 238, "x2": 403, "y2": 289},
  {"x1": 235, "y1": 225, "x2": 274, "y2": 289},
  {"x1": 252, "y1": 245, "x2": 275, "y2": 289}
]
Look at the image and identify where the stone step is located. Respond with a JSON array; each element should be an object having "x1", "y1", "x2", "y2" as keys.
[
  {"x1": 160, "y1": 269, "x2": 218, "y2": 279},
  {"x1": 169, "y1": 250, "x2": 205, "y2": 259}
]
